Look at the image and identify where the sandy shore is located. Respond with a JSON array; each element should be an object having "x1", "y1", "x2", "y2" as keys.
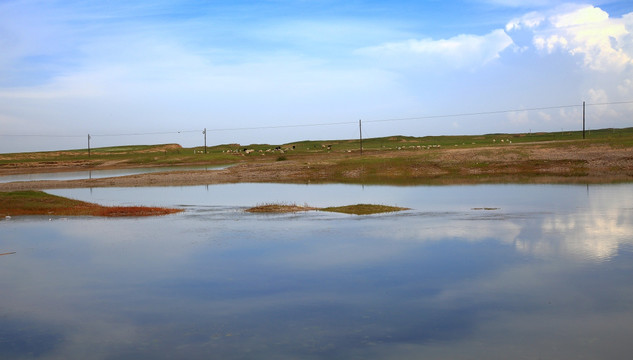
[{"x1": 1, "y1": 143, "x2": 632, "y2": 190}]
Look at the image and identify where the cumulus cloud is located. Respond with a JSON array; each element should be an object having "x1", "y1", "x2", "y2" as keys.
[
  {"x1": 506, "y1": 12, "x2": 545, "y2": 31},
  {"x1": 508, "y1": 5, "x2": 633, "y2": 72},
  {"x1": 2, "y1": 1, "x2": 633, "y2": 152},
  {"x1": 617, "y1": 77, "x2": 633, "y2": 96},
  {"x1": 507, "y1": 110, "x2": 530, "y2": 125},
  {"x1": 357, "y1": 29, "x2": 514, "y2": 70}
]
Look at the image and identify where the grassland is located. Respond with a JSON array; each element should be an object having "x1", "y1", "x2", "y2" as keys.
[
  {"x1": 1, "y1": 127, "x2": 632, "y2": 190},
  {"x1": 0, "y1": 191, "x2": 182, "y2": 217}
]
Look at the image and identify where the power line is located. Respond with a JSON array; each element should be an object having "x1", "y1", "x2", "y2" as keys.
[
  {"x1": 0, "y1": 130, "x2": 201, "y2": 138},
  {"x1": 0, "y1": 133, "x2": 85, "y2": 138},
  {"x1": 586, "y1": 100, "x2": 633, "y2": 106},
  {"x1": 90, "y1": 130, "x2": 200, "y2": 137},
  {"x1": 0, "y1": 100, "x2": 632, "y2": 138},
  {"x1": 207, "y1": 120, "x2": 356, "y2": 132},
  {"x1": 364, "y1": 104, "x2": 582, "y2": 123}
]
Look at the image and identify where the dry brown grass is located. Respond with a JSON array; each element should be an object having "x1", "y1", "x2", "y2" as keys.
[{"x1": 245, "y1": 203, "x2": 318, "y2": 213}]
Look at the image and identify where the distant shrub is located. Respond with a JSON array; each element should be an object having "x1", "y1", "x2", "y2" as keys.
[{"x1": 276, "y1": 155, "x2": 287, "y2": 161}]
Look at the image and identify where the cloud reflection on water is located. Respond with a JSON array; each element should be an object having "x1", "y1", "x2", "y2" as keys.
[
  {"x1": 522, "y1": 188, "x2": 633, "y2": 262},
  {"x1": 364, "y1": 186, "x2": 633, "y2": 263},
  {"x1": 2, "y1": 184, "x2": 633, "y2": 359}
]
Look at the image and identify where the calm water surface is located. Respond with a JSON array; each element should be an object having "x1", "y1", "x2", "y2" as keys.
[
  {"x1": 0, "y1": 165, "x2": 230, "y2": 183},
  {"x1": 2, "y1": 184, "x2": 633, "y2": 359}
]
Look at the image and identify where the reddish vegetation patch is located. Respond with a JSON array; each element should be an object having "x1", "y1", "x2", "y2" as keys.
[
  {"x1": 245, "y1": 203, "x2": 317, "y2": 213},
  {"x1": 94, "y1": 206, "x2": 182, "y2": 217},
  {"x1": 3, "y1": 204, "x2": 182, "y2": 217},
  {"x1": 0, "y1": 191, "x2": 182, "y2": 217}
]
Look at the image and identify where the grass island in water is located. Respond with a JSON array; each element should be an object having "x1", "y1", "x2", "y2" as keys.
[
  {"x1": 0, "y1": 191, "x2": 182, "y2": 217},
  {"x1": 246, "y1": 202, "x2": 408, "y2": 215}
]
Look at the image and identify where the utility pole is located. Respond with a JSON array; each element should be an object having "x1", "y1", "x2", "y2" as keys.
[
  {"x1": 203, "y1": 128, "x2": 207, "y2": 154},
  {"x1": 88, "y1": 134, "x2": 91, "y2": 157},
  {"x1": 359, "y1": 119, "x2": 363, "y2": 156},
  {"x1": 582, "y1": 101, "x2": 586, "y2": 139}
]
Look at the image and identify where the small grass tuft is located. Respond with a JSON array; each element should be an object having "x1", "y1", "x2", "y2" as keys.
[{"x1": 245, "y1": 202, "x2": 317, "y2": 213}]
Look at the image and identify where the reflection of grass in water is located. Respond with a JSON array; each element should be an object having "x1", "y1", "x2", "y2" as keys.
[
  {"x1": 320, "y1": 204, "x2": 408, "y2": 215},
  {"x1": 245, "y1": 202, "x2": 408, "y2": 215}
]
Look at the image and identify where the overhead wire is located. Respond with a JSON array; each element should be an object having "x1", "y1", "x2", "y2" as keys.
[
  {"x1": 0, "y1": 100, "x2": 631, "y2": 138},
  {"x1": 0, "y1": 133, "x2": 85, "y2": 138},
  {"x1": 90, "y1": 130, "x2": 200, "y2": 137},
  {"x1": 363, "y1": 104, "x2": 582, "y2": 123},
  {"x1": 206, "y1": 120, "x2": 357, "y2": 132}
]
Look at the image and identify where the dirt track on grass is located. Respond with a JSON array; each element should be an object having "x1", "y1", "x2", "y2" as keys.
[{"x1": 0, "y1": 143, "x2": 632, "y2": 190}]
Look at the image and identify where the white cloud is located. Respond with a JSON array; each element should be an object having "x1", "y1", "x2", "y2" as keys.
[
  {"x1": 533, "y1": 34, "x2": 568, "y2": 51},
  {"x1": 617, "y1": 78, "x2": 633, "y2": 96},
  {"x1": 502, "y1": 4, "x2": 633, "y2": 129},
  {"x1": 2, "y1": 1, "x2": 633, "y2": 152},
  {"x1": 506, "y1": 12, "x2": 545, "y2": 31},
  {"x1": 357, "y1": 29, "x2": 514, "y2": 70},
  {"x1": 507, "y1": 110, "x2": 529, "y2": 125},
  {"x1": 518, "y1": 5, "x2": 633, "y2": 72},
  {"x1": 550, "y1": 5, "x2": 608, "y2": 27},
  {"x1": 584, "y1": 87, "x2": 621, "y2": 120},
  {"x1": 0, "y1": 72, "x2": 107, "y2": 99},
  {"x1": 537, "y1": 111, "x2": 552, "y2": 121},
  {"x1": 587, "y1": 87, "x2": 609, "y2": 103}
]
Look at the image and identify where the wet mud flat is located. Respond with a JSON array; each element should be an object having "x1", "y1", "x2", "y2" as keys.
[{"x1": 1, "y1": 142, "x2": 632, "y2": 191}]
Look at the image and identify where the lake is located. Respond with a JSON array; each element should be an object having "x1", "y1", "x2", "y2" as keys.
[{"x1": 1, "y1": 183, "x2": 633, "y2": 359}]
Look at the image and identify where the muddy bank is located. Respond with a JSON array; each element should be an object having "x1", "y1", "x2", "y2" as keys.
[{"x1": 1, "y1": 143, "x2": 632, "y2": 190}]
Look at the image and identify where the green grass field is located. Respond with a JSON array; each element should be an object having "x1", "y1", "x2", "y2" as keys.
[{"x1": 1, "y1": 127, "x2": 632, "y2": 169}]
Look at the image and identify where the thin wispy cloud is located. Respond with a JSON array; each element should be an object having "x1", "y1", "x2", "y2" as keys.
[{"x1": 357, "y1": 29, "x2": 514, "y2": 70}]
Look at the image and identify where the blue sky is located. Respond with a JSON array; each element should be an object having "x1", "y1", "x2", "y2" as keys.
[{"x1": 1, "y1": 0, "x2": 632, "y2": 152}]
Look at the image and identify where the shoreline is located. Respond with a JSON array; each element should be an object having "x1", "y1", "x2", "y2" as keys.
[{"x1": 1, "y1": 143, "x2": 632, "y2": 190}]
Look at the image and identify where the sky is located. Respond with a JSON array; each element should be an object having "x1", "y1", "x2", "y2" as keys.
[{"x1": 1, "y1": 0, "x2": 632, "y2": 153}]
